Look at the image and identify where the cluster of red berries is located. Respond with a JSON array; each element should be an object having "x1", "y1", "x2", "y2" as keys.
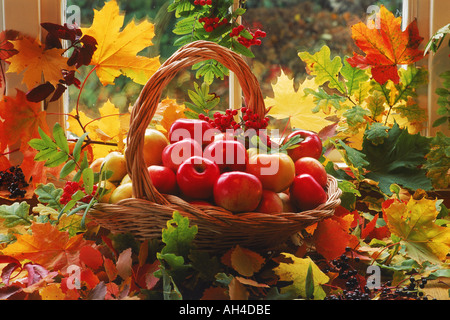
[
  {"x1": 230, "y1": 25, "x2": 266, "y2": 48},
  {"x1": 193, "y1": 0, "x2": 212, "y2": 5},
  {"x1": 240, "y1": 107, "x2": 269, "y2": 131},
  {"x1": 60, "y1": 181, "x2": 98, "y2": 205},
  {"x1": 199, "y1": 16, "x2": 229, "y2": 33},
  {"x1": 199, "y1": 107, "x2": 270, "y2": 133},
  {"x1": 199, "y1": 109, "x2": 240, "y2": 132}
]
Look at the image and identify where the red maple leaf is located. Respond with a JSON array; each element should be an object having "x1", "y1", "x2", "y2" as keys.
[{"x1": 347, "y1": 5, "x2": 424, "y2": 84}]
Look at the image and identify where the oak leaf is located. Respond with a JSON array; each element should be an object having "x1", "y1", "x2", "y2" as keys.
[
  {"x1": 265, "y1": 70, "x2": 333, "y2": 133},
  {"x1": 383, "y1": 197, "x2": 450, "y2": 264},
  {"x1": 6, "y1": 37, "x2": 74, "y2": 89},
  {"x1": 81, "y1": 0, "x2": 160, "y2": 86},
  {"x1": 1, "y1": 222, "x2": 93, "y2": 271},
  {"x1": 347, "y1": 5, "x2": 424, "y2": 84}
]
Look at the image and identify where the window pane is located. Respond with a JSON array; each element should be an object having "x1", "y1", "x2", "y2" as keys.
[{"x1": 243, "y1": 0, "x2": 403, "y2": 97}]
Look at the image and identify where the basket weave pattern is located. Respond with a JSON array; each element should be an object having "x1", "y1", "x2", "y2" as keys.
[{"x1": 88, "y1": 40, "x2": 342, "y2": 252}]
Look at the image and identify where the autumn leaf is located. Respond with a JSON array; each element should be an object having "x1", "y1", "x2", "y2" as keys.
[
  {"x1": 347, "y1": 5, "x2": 424, "y2": 84},
  {"x1": 383, "y1": 197, "x2": 450, "y2": 264},
  {"x1": 81, "y1": 0, "x2": 160, "y2": 86},
  {"x1": 274, "y1": 253, "x2": 329, "y2": 300},
  {"x1": 265, "y1": 70, "x2": 333, "y2": 133},
  {"x1": 313, "y1": 214, "x2": 359, "y2": 260},
  {"x1": 1, "y1": 222, "x2": 94, "y2": 271},
  {"x1": 229, "y1": 245, "x2": 264, "y2": 277},
  {"x1": 153, "y1": 98, "x2": 186, "y2": 135},
  {"x1": 6, "y1": 37, "x2": 74, "y2": 89},
  {"x1": 67, "y1": 100, "x2": 130, "y2": 158},
  {"x1": 0, "y1": 30, "x2": 19, "y2": 61},
  {"x1": 298, "y1": 45, "x2": 346, "y2": 93},
  {"x1": 0, "y1": 90, "x2": 50, "y2": 149}
]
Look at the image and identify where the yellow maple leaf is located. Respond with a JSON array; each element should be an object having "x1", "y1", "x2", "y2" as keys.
[
  {"x1": 153, "y1": 98, "x2": 186, "y2": 135},
  {"x1": 81, "y1": 0, "x2": 160, "y2": 86},
  {"x1": 383, "y1": 197, "x2": 450, "y2": 264},
  {"x1": 67, "y1": 100, "x2": 130, "y2": 158},
  {"x1": 265, "y1": 70, "x2": 333, "y2": 133},
  {"x1": 274, "y1": 253, "x2": 329, "y2": 300},
  {"x1": 6, "y1": 37, "x2": 74, "y2": 89}
]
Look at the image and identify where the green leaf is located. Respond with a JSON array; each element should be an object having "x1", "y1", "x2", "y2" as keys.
[
  {"x1": 341, "y1": 59, "x2": 369, "y2": 97},
  {"x1": 82, "y1": 168, "x2": 94, "y2": 195},
  {"x1": 424, "y1": 131, "x2": 450, "y2": 189},
  {"x1": 0, "y1": 202, "x2": 32, "y2": 228},
  {"x1": 363, "y1": 123, "x2": 432, "y2": 194},
  {"x1": 60, "y1": 160, "x2": 77, "y2": 179},
  {"x1": 395, "y1": 65, "x2": 428, "y2": 103},
  {"x1": 305, "y1": 263, "x2": 315, "y2": 300},
  {"x1": 298, "y1": 45, "x2": 345, "y2": 93},
  {"x1": 29, "y1": 124, "x2": 70, "y2": 168},
  {"x1": 161, "y1": 211, "x2": 198, "y2": 258},
  {"x1": 231, "y1": 39, "x2": 255, "y2": 58},
  {"x1": 52, "y1": 123, "x2": 69, "y2": 154},
  {"x1": 343, "y1": 105, "x2": 370, "y2": 127},
  {"x1": 34, "y1": 183, "x2": 63, "y2": 210},
  {"x1": 73, "y1": 133, "x2": 89, "y2": 163},
  {"x1": 364, "y1": 123, "x2": 390, "y2": 145},
  {"x1": 304, "y1": 87, "x2": 346, "y2": 112}
]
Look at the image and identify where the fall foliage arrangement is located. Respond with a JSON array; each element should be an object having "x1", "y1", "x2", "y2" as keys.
[{"x1": 0, "y1": 0, "x2": 449, "y2": 301}]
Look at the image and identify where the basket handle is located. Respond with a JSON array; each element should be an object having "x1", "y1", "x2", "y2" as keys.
[{"x1": 126, "y1": 40, "x2": 267, "y2": 204}]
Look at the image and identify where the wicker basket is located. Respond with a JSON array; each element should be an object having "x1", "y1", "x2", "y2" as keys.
[{"x1": 88, "y1": 40, "x2": 342, "y2": 252}]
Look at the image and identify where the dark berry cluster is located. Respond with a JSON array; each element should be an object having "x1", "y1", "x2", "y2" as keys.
[
  {"x1": 230, "y1": 25, "x2": 266, "y2": 48},
  {"x1": 199, "y1": 16, "x2": 228, "y2": 33},
  {"x1": 60, "y1": 181, "x2": 97, "y2": 205},
  {"x1": 323, "y1": 247, "x2": 433, "y2": 300},
  {"x1": 193, "y1": 0, "x2": 212, "y2": 5},
  {"x1": 0, "y1": 166, "x2": 29, "y2": 198}
]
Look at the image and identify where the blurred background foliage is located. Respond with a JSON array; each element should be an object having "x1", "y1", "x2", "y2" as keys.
[{"x1": 67, "y1": 0, "x2": 403, "y2": 115}]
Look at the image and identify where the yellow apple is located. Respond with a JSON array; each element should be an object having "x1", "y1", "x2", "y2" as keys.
[
  {"x1": 96, "y1": 180, "x2": 117, "y2": 203},
  {"x1": 109, "y1": 182, "x2": 133, "y2": 204},
  {"x1": 121, "y1": 174, "x2": 132, "y2": 185},
  {"x1": 102, "y1": 152, "x2": 127, "y2": 182},
  {"x1": 89, "y1": 157, "x2": 105, "y2": 173},
  {"x1": 246, "y1": 152, "x2": 295, "y2": 193},
  {"x1": 142, "y1": 129, "x2": 169, "y2": 167}
]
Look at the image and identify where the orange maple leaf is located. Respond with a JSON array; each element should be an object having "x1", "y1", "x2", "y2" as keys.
[
  {"x1": 347, "y1": 5, "x2": 424, "y2": 84},
  {"x1": 1, "y1": 222, "x2": 94, "y2": 271},
  {"x1": 0, "y1": 89, "x2": 50, "y2": 149},
  {"x1": 313, "y1": 215, "x2": 359, "y2": 260},
  {"x1": 6, "y1": 37, "x2": 74, "y2": 89}
]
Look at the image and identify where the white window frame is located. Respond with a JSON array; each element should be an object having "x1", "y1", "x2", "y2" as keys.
[
  {"x1": 403, "y1": 0, "x2": 450, "y2": 137},
  {"x1": 1, "y1": 0, "x2": 65, "y2": 163}
]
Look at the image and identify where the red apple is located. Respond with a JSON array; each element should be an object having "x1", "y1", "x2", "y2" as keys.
[
  {"x1": 246, "y1": 152, "x2": 295, "y2": 193},
  {"x1": 162, "y1": 138, "x2": 203, "y2": 172},
  {"x1": 256, "y1": 190, "x2": 284, "y2": 214},
  {"x1": 294, "y1": 157, "x2": 328, "y2": 188},
  {"x1": 203, "y1": 140, "x2": 248, "y2": 172},
  {"x1": 177, "y1": 156, "x2": 220, "y2": 200},
  {"x1": 148, "y1": 165, "x2": 177, "y2": 194},
  {"x1": 169, "y1": 119, "x2": 217, "y2": 148},
  {"x1": 289, "y1": 174, "x2": 328, "y2": 211},
  {"x1": 283, "y1": 130, "x2": 323, "y2": 162},
  {"x1": 214, "y1": 171, "x2": 263, "y2": 213}
]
